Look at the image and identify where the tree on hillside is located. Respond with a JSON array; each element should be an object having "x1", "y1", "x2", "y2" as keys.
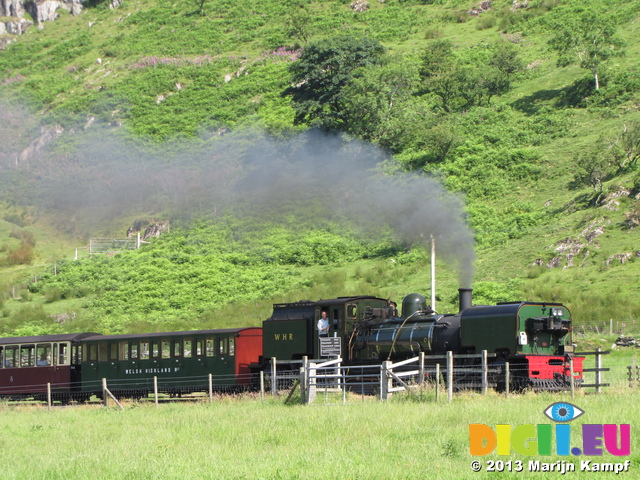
[
  {"x1": 285, "y1": 2, "x2": 313, "y2": 45},
  {"x1": 606, "y1": 121, "x2": 640, "y2": 173},
  {"x1": 571, "y1": 146, "x2": 612, "y2": 204},
  {"x1": 419, "y1": 40, "x2": 523, "y2": 112},
  {"x1": 548, "y1": 4, "x2": 625, "y2": 90},
  {"x1": 283, "y1": 36, "x2": 386, "y2": 130},
  {"x1": 419, "y1": 40, "x2": 462, "y2": 112},
  {"x1": 340, "y1": 59, "x2": 425, "y2": 152}
]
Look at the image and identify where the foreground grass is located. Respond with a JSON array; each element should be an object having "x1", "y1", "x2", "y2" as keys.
[{"x1": 1, "y1": 386, "x2": 639, "y2": 480}]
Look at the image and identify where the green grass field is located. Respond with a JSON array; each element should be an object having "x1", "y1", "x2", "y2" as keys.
[{"x1": 1, "y1": 341, "x2": 638, "y2": 479}]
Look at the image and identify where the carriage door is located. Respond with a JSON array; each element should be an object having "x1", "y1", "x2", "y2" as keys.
[{"x1": 206, "y1": 336, "x2": 234, "y2": 378}]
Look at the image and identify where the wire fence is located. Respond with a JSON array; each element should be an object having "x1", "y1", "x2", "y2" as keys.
[
  {"x1": 4, "y1": 349, "x2": 640, "y2": 408},
  {"x1": 279, "y1": 351, "x2": 611, "y2": 405}
]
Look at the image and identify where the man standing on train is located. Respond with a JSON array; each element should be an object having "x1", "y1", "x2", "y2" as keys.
[{"x1": 317, "y1": 311, "x2": 330, "y2": 337}]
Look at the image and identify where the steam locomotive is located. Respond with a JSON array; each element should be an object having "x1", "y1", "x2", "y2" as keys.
[
  {"x1": 0, "y1": 288, "x2": 582, "y2": 401},
  {"x1": 261, "y1": 288, "x2": 583, "y2": 391}
]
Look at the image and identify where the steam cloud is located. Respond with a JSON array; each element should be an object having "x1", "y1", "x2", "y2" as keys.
[{"x1": 1, "y1": 113, "x2": 475, "y2": 286}]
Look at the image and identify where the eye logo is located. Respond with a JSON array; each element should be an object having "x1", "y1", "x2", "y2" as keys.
[{"x1": 544, "y1": 402, "x2": 584, "y2": 422}]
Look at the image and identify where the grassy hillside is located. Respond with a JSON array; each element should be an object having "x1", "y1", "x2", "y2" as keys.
[{"x1": 0, "y1": 0, "x2": 639, "y2": 336}]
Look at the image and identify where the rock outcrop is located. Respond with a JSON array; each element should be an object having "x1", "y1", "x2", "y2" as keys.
[{"x1": 1, "y1": 0, "x2": 107, "y2": 37}]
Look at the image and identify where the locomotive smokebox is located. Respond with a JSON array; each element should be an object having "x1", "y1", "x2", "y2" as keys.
[{"x1": 458, "y1": 288, "x2": 472, "y2": 312}]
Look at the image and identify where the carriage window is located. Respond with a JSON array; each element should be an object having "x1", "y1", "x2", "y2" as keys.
[
  {"x1": 173, "y1": 340, "x2": 181, "y2": 358},
  {"x1": 77, "y1": 345, "x2": 83, "y2": 363},
  {"x1": 110, "y1": 343, "x2": 118, "y2": 361},
  {"x1": 162, "y1": 340, "x2": 171, "y2": 359},
  {"x1": 229, "y1": 337, "x2": 235, "y2": 356},
  {"x1": 140, "y1": 342, "x2": 150, "y2": 360},
  {"x1": 58, "y1": 343, "x2": 70, "y2": 365},
  {"x1": 218, "y1": 338, "x2": 228, "y2": 356},
  {"x1": 196, "y1": 339, "x2": 204, "y2": 357},
  {"x1": 119, "y1": 342, "x2": 129, "y2": 361},
  {"x1": 152, "y1": 341, "x2": 160, "y2": 359},
  {"x1": 98, "y1": 343, "x2": 108, "y2": 362},
  {"x1": 37, "y1": 344, "x2": 52, "y2": 366},
  {"x1": 20, "y1": 345, "x2": 35, "y2": 367},
  {"x1": 89, "y1": 344, "x2": 97, "y2": 362},
  {"x1": 206, "y1": 337, "x2": 215, "y2": 357},
  {"x1": 184, "y1": 339, "x2": 192, "y2": 358},
  {"x1": 130, "y1": 343, "x2": 139, "y2": 360},
  {"x1": 72, "y1": 345, "x2": 83, "y2": 364},
  {"x1": 0, "y1": 346, "x2": 3, "y2": 368},
  {"x1": 5, "y1": 346, "x2": 18, "y2": 367}
]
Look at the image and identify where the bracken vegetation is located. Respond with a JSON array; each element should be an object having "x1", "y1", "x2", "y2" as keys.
[{"x1": 0, "y1": 0, "x2": 639, "y2": 335}]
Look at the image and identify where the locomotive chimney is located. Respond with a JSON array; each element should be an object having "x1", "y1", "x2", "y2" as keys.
[{"x1": 458, "y1": 288, "x2": 472, "y2": 312}]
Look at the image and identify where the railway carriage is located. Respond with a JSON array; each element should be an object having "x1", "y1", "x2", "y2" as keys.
[
  {"x1": 0, "y1": 332, "x2": 98, "y2": 401},
  {"x1": 79, "y1": 327, "x2": 262, "y2": 398}
]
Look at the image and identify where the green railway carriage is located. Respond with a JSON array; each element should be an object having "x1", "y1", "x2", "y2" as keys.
[
  {"x1": 79, "y1": 328, "x2": 262, "y2": 397},
  {"x1": 262, "y1": 296, "x2": 393, "y2": 363}
]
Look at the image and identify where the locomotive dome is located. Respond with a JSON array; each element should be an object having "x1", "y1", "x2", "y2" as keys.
[{"x1": 401, "y1": 293, "x2": 427, "y2": 317}]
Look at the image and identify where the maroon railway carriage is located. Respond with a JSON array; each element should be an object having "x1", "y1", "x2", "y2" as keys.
[{"x1": 0, "y1": 332, "x2": 98, "y2": 400}]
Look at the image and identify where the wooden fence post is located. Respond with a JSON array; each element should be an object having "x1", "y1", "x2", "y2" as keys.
[
  {"x1": 209, "y1": 374, "x2": 214, "y2": 403},
  {"x1": 301, "y1": 356, "x2": 308, "y2": 404},
  {"x1": 447, "y1": 351, "x2": 453, "y2": 403},
  {"x1": 380, "y1": 361, "x2": 391, "y2": 401},
  {"x1": 47, "y1": 383, "x2": 52, "y2": 410},
  {"x1": 419, "y1": 352, "x2": 425, "y2": 385},
  {"x1": 505, "y1": 362, "x2": 510, "y2": 398},
  {"x1": 102, "y1": 378, "x2": 108, "y2": 408},
  {"x1": 270, "y1": 357, "x2": 277, "y2": 396},
  {"x1": 308, "y1": 362, "x2": 316, "y2": 404},
  {"x1": 154, "y1": 376, "x2": 158, "y2": 407},
  {"x1": 260, "y1": 371, "x2": 265, "y2": 402},
  {"x1": 435, "y1": 363, "x2": 440, "y2": 403},
  {"x1": 595, "y1": 348, "x2": 602, "y2": 394},
  {"x1": 481, "y1": 350, "x2": 488, "y2": 395},
  {"x1": 570, "y1": 357, "x2": 575, "y2": 400}
]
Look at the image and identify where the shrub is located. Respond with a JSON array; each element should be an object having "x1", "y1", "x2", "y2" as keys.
[
  {"x1": 44, "y1": 286, "x2": 63, "y2": 303},
  {"x1": 6, "y1": 244, "x2": 34, "y2": 265}
]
